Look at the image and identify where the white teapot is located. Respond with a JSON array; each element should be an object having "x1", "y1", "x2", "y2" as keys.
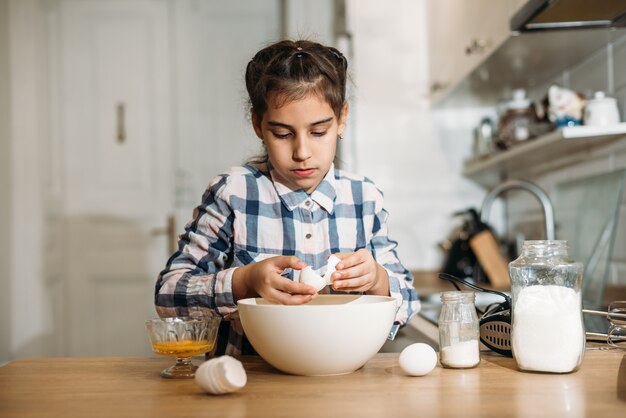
[{"x1": 584, "y1": 91, "x2": 620, "y2": 126}]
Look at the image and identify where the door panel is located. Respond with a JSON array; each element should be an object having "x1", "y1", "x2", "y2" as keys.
[
  {"x1": 62, "y1": 0, "x2": 170, "y2": 218},
  {"x1": 59, "y1": 0, "x2": 171, "y2": 356}
]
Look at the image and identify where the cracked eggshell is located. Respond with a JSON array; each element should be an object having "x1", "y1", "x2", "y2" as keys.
[
  {"x1": 196, "y1": 356, "x2": 247, "y2": 395},
  {"x1": 324, "y1": 255, "x2": 340, "y2": 285},
  {"x1": 300, "y1": 266, "x2": 326, "y2": 291},
  {"x1": 221, "y1": 357, "x2": 247, "y2": 390}
]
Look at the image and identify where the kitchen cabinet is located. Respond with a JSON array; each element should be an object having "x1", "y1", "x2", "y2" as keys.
[
  {"x1": 428, "y1": 1, "x2": 626, "y2": 107},
  {"x1": 448, "y1": 28, "x2": 626, "y2": 107},
  {"x1": 427, "y1": 0, "x2": 525, "y2": 104}
]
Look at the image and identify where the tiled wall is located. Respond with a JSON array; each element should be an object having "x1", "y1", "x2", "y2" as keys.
[{"x1": 507, "y1": 32, "x2": 626, "y2": 287}]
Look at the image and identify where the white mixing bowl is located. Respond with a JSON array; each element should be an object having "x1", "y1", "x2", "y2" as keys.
[{"x1": 237, "y1": 294, "x2": 397, "y2": 376}]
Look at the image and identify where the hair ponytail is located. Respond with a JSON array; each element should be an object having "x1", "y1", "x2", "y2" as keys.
[{"x1": 245, "y1": 40, "x2": 348, "y2": 124}]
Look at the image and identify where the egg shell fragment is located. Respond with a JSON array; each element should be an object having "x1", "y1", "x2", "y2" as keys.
[
  {"x1": 300, "y1": 266, "x2": 327, "y2": 291},
  {"x1": 323, "y1": 255, "x2": 341, "y2": 285},
  {"x1": 195, "y1": 355, "x2": 247, "y2": 395}
]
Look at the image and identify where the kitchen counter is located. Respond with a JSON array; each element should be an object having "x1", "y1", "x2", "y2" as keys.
[{"x1": 1, "y1": 350, "x2": 624, "y2": 417}]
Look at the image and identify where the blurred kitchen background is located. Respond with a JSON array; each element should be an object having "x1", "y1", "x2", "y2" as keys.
[{"x1": 1, "y1": 0, "x2": 626, "y2": 361}]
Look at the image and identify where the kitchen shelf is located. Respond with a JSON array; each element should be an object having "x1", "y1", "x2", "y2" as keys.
[{"x1": 463, "y1": 123, "x2": 626, "y2": 188}]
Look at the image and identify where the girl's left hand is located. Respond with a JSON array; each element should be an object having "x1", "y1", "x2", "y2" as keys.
[{"x1": 331, "y1": 249, "x2": 389, "y2": 295}]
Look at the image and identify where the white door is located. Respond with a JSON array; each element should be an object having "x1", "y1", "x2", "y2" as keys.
[
  {"x1": 58, "y1": 0, "x2": 173, "y2": 356},
  {"x1": 55, "y1": 0, "x2": 282, "y2": 356}
]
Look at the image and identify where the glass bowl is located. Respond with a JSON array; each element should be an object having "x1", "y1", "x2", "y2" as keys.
[{"x1": 145, "y1": 316, "x2": 221, "y2": 378}]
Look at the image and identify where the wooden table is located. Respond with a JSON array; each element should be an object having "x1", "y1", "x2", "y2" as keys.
[{"x1": 1, "y1": 350, "x2": 625, "y2": 417}]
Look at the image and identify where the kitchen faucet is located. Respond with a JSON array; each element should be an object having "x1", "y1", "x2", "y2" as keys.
[{"x1": 480, "y1": 179, "x2": 556, "y2": 240}]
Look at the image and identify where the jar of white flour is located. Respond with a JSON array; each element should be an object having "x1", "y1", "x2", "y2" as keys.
[
  {"x1": 438, "y1": 291, "x2": 480, "y2": 368},
  {"x1": 509, "y1": 240, "x2": 585, "y2": 373}
]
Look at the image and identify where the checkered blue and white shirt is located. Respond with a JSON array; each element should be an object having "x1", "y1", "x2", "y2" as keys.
[{"x1": 155, "y1": 163, "x2": 420, "y2": 356}]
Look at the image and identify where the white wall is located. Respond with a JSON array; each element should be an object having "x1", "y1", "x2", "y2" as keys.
[
  {"x1": 7, "y1": 0, "x2": 50, "y2": 359},
  {"x1": 346, "y1": 0, "x2": 485, "y2": 271},
  {"x1": 284, "y1": 0, "x2": 334, "y2": 44},
  {"x1": 0, "y1": 0, "x2": 11, "y2": 363}
]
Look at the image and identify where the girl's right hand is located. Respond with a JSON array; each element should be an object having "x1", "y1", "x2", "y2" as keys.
[{"x1": 233, "y1": 256, "x2": 317, "y2": 305}]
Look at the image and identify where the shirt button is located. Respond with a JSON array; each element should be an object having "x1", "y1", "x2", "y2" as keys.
[
  {"x1": 305, "y1": 200, "x2": 311, "y2": 206},
  {"x1": 305, "y1": 233, "x2": 312, "y2": 239}
]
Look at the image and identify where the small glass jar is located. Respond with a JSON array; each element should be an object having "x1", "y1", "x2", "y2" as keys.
[
  {"x1": 509, "y1": 240, "x2": 584, "y2": 373},
  {"x1": 438, "y1": 291, "x2": 480, "y2": 369}
]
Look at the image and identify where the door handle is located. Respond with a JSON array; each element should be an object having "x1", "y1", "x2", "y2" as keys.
[
  {"x1": 151, "y1": 214, "x2": 177, "y2": 254},
  {"x1": 116, "y1": 102, "x2": 126, "y2": 143}
]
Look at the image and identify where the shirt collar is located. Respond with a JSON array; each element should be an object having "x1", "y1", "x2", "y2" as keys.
[{"x1": 268, "y1": 163, "x2": 337, "y2": 214}]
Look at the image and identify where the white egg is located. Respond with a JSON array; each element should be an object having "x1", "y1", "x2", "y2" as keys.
[
  {"x1": 399, "y1": 343, "x2": 437, "y2": 376},
  {"x1": 300, "y1": 266, "x2": 326, "y2": 291}
]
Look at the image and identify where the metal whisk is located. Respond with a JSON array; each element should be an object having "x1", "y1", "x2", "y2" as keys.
[{"x1": 584, "y1": 301, "x2": 626, "y2": 349}]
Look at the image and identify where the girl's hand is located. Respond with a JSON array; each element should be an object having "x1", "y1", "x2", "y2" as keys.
[
  {"x1": 233, "y1": 256, "x2": 317, "y2": 305},
  {"x1": 331, "y1": 249, "x2": 390, "y2": 295}
]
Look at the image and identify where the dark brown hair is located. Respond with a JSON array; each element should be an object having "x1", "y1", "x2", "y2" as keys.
[{"x1": 245, "y1": 39, "x2": 348, "y2": 126}]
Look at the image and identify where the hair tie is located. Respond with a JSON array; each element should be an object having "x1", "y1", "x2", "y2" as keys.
[{"x1": 330, "y1": 50, "x2": 345, "y2": 62}]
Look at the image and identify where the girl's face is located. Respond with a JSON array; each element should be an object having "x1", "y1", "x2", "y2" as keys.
[{"x1": 253, "y1": 93, "x2": 348, "y2": 193}]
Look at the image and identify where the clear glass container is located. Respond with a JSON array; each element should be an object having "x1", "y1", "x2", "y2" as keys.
[
  {"x1": 438, "y1": 291, "x2": 480, "y2": 369},
  {"x1": 145, "y1": 316, "x2": 221, "y2": 378},
  {"x1": 509, "y1": 240, "x2": 584, "y2": 373}
]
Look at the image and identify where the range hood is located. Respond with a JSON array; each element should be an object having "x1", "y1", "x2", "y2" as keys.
[{"x1": 511, "y1": 0, "x2": 626, "y2": 32}]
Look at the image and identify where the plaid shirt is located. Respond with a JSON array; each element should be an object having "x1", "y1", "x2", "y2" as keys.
[{"x1": 155, "y1": 164, "x2": 420, "y2": 356}]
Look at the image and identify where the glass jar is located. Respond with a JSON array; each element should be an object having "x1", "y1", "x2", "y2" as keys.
[
  {"x1": 509, "y1": 240, "x2": 584, "y2": 373},
  {"x1": 438, "y1": 291, "x2": 480, "y2": 369}
]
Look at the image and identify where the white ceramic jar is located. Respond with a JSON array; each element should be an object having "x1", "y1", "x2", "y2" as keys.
[{"x1": 584, "y1": 91, "x2": 620, "y2": 126}]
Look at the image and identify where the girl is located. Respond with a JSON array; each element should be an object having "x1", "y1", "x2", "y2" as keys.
[{"x1": 155, "y1": 39, "x2": 419, "y2": 356}]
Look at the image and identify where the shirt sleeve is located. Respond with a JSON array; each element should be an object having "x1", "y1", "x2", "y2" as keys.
[
  {"x1": 154, "y1": 174, "x2": 238, "y2": 319},
  {"x1": 368, "y1": 186, "x2": 421, "y2": 339}
]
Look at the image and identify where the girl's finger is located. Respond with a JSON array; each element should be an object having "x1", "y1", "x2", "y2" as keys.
[
  {"x1": 333, "y1": 263, "x2": 368, "y2": 280},
  {"x1": 277, "y1": 275, "x2": 317, "y2": 295},
  {"x1": 333, "y1": 276, "x2": 369, "y2": 292},
  {"x1": 284, "y1": 293, "x2": 316, "y2": 305},
  {"x1": 329, "y1": 252, "x2": 349, "y2": 260},
  {"x1": 268, "y1": 287, "x2": 315, "y2": 305},
  {"x1": 334, "y1": 253, "x2": 362, "y2": 270},
  {"x1": 271, "y1": 255, "x2": 307, "y2": 271}
]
